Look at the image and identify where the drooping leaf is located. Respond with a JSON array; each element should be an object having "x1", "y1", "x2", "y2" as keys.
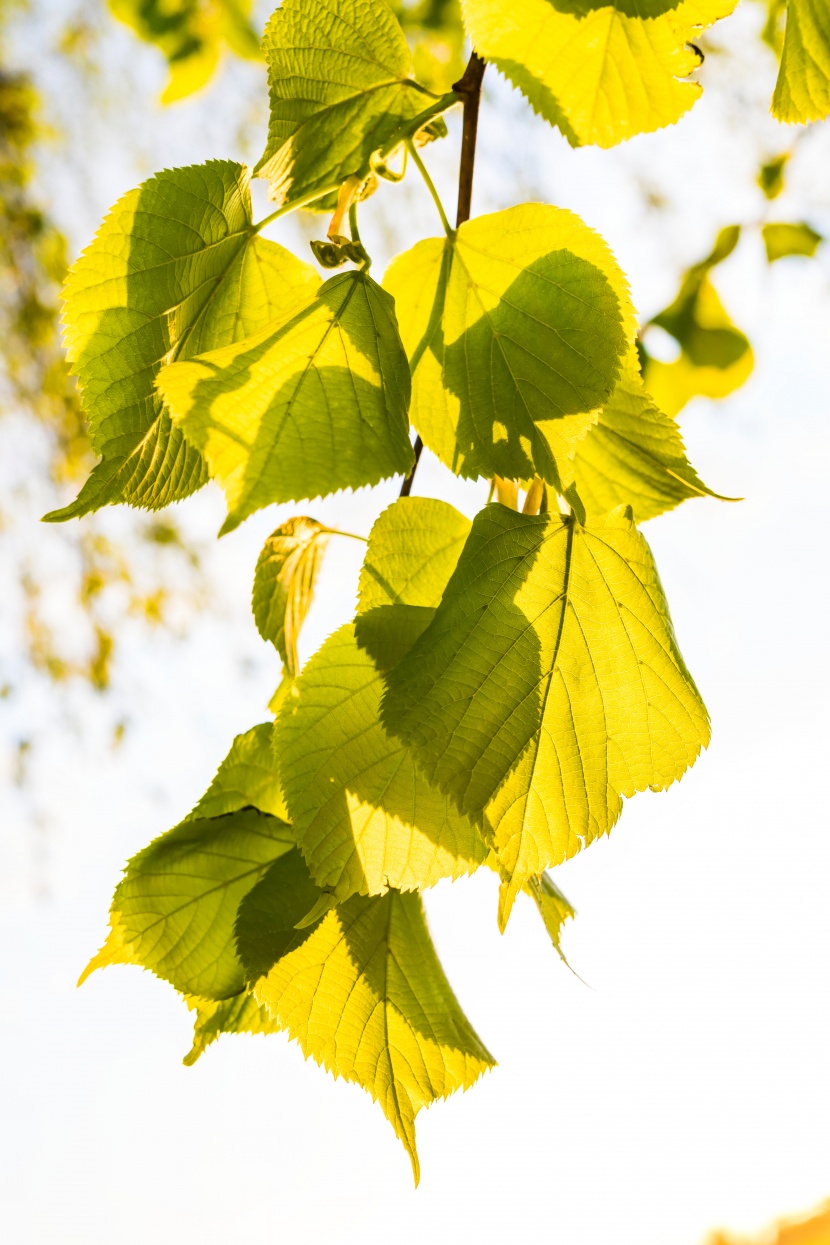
[
  {"x1": 234, "y1": 847, "x2": 328, "y2": 983},
  {"x1": 254, "y1": 889, "x2": 495, "y2": 1182},
  {"x1": 524, "y1": 872, "x2": 575, "y2": 964},
  {"x1": 641, "y1": 226, "x2": 753, "y2": 416},
  {"x1": 383, "y1": 503, "x2": 709, "y2": 924},
  {"x1": 762, "y1": 221, "x2": 823, "y2": 261},
  {"x1": 772, "y1": 0, "x2": 830, "y2": 124},
  {"x1": 275, "y1": 624, "x2": 488, "y2": 902},
  {"x1": 158, "y1": 270, "x2": 414, "y2": 531},
  {"x1": 355, "y1": 496, "x2": 471, "y2": 669},
  {"x1": 252, "y1": 518, "x2": 333, "y2": 676},
  {"x1": 108, "y1": 0, "x2": 260, "y2": 104},
  {"x1": 182, "y1": 990, "x2": 282, "y2": 1065},
  {"x1": 190, "y1": 722, "x2": 288, "y2": 822},
  {"x1": 383, "y1": 203, "x2": 634, "y2": 490},
  {"x1": 46, "y1": 161, "x2": 320, "y2": 522},
  {"x1": 573, "y1": 366, "x2": 727, "y2": 521},
  {"x1": 255, "y1": 0, "x2": 444, "y2": 208},
  {"x1": 461, "y1": 0, "x2": 737, "y2": 149},
  {"x1": 111, "y1": 808, "x2": 296, "y2": 999}
]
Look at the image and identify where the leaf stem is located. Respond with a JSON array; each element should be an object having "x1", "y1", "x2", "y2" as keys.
[
  {"x1": 254, "y1": 182, "x2": 344, "y2": 233},
  {"x1": 406, "y1": 139, "x2": 452, "y2": 236},
  {"x1": 399, "y1": 52, "x2": 486, "y2": 499}
]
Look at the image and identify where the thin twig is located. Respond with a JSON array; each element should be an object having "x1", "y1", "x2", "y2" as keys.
[{"x1": 399, "y1": 51, "x2": 486, "y2": 498}]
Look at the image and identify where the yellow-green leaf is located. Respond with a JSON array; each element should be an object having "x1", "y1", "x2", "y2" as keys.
[
  {"x1": 190, "y1": 722, "x2": 289, "y2": 823},
  {"x1": 255, "y1": 0, "x2": 443, "y2": 207},
  {"x1": 762, "y1": 221, "x2": 823, "y2": 261},
  {"x1": 46, "y1": 161, "x2": 320, "y2": 522},
  {"x1": 383, "y1": 203, "x2": 633, "y2": 490},
  {"x1": 524, "y1": 872, "x2": 576, "y2": 964},
  {"x1": 461, "y1": 0, "x2": 737, "y2": 148},
  {"x1": 158, "y1": 271, "x2": 414, "y2": 531},
  {"x1": 573, "y1": 365, "x2": 726, "y2": 521},
  {"x1": 182, "y1": 990, "x2": 282, "y2": 1066},
  {"x1": 641, "y1": 226, "x2": 753, "y2": 416},
  {"x1": 254, "y1": 889, "x2": 495, "y2": 1182},
  {"x1": 383, "y1": 503, "x2": 709, "y2": 924},
  {"x1": 252, "y1": 518, "x2": 332, "y2": 676},
  {"x1": 772, "y1": 0, "x2": 830, "y2": 124},
  {"x1": 275, "y1": 624, "x2": 488, "y2": 902}
]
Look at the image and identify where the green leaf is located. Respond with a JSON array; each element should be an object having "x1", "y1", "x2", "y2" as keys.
[
  {"x1": 191, "y1": 722, "x2": 289, "y2": 822},
  {"x1": 383, "y1": 203, "x2": 634, "y2": 490},
  {"x1": 111, "y1": 808, "x2": 295, "y2": 999},
  {"x1": 641, "y1": 226, "x2": 753, "y2": 416},
  {"x1": 234, "y1": 847, "x2": 328, "y2": 983},
  {"x1": 255, "y1": 0, "x2": 443, "y2": 208},
  {"x1": 275, "y1": 624, "x2": 488, "y2": 902},
  {"x1": 355, "y1": 496, "x2": 471, "y2": 669},
  {"x1": 252, "y1": 518, "x2": 333, "y2": 676},
  {"x1": 573, "y1": 365, "x2": 726, "y2": 522},
  {"x1": 762, "y1": 221, "x2": 823, "y2": 261},
  {"x1": 461, "y1": 0, "x2": 737, "y2": 149},
  {"x1": 182, "y1": 990, "x2": 282, "y2": 1066},
  {"x1": 45, "y1": 161, "x2": 320, "y2": 522},
  {"x1": 758, "y1": 152, "x2": 789, "y2": 200},
  {"x1": 254, "y1": 889, "x2": 495, "y2": 1182},
  {"x1": 383, "y1": 503, "x2": 709, "y2": 925},
  {"x1": 524, "y1": 872, "x2": 575, "y2": 964},
  {"x1": 772, "y1": 0, "x2": 830, "y2": 124},
  {"x1": 108, "y1": 0, "x2": 260, "y2": 104},
  {"x1": 157, "y1": 270, "x2": 414, "y2": 531}
]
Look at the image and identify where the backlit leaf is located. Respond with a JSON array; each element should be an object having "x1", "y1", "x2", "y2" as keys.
[
  {"x1": 182, "y1": 990, "x2": 281, "y2": 1065},
  {"x1": 461, "y1": 0, "x2": 737, "y2": 148},
  {"x1": 234, "y1": 847, "x2": 328, "y2": 983},
  {"x1": 112, "y1": 808, "x2": 295, "y2": 999},
  {"x1": 524, "y1": 872, "x2": 575, "y2": 964},
  {"x1": 641, "y1": 225, "x2": 752, "y2": 416},
  {"x1": 46, "y1": 161, "x2": 319, "y2": 522},
  {"x1": 255, "y1": 0, "x2": 443, "y2": 207},
  {"x1": 383, "y1": 203, "x2": 633, "y2": 490},
  {"x1": 383, "y1": 503, "x2": 709, "y2": 924},
  {"x1": 355, "y1": 496, "x2": 471, "y2": 669},
  {"x1": 573, "y1": 366, "x2": 725, "y2": 521},
  {"x1": 275, "y1": 624, "x2": 488, "y2": 902},
  {"x1": 772, "y1": 0, "x2": 830, "y2": 124},
  {"x1": 252, "y1": 518, "x2": 332, "y2": 676},
  {"x1": 254, "y1": 889, "x2": 495, "y2": 1182},
  {"x1": 109, "y1": 0, "x2": 260, "y2": 104},
  {"x1": 191, "y1": 722, "x2": 288, "y2": 822},
  {"x1": 762, "y1": 221, "x2": 823, "y2": 261},
  {"x1": 158, "y1": 270, "x2": 414, "y2": 531}
]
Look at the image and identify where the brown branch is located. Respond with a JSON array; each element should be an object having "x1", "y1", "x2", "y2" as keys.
[{"x1": 399, "y1": 51, "x2": 486, "y2": 498}]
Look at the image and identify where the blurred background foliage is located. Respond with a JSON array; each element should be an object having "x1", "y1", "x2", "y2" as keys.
[{"x1": 708, "y1": 1197, "x2": 830, "y2": 1244}]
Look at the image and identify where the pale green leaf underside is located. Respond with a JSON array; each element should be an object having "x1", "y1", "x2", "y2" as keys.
[
  {"x1": 275, "y1": 624, "x2": 488, "y2": 902},
  {"x1": 762, "y1": 220, "x2": 823, "y2": 261},
  {"x1": 46, "y1": 160, "x2": 320, "y2": 521},
  {"x1": 383, "y1": 503, "x2": 709, "y2": 922},
  {"x1": 772, "y1": 0, "x2": 830, "y2": 124},
  {"x1": 254, "y1": 889, "x2": 495, "y2": 1182},
  {"x1": 191, "y1": 722, "x2": 289, "y2": 823},
  {"x1": 461, "y1": 0, "x2": 737, "y2": 148},
  {"x1": 113, "y1": 808, "x2": 295, "y2": 999},
  {"x1": 158, "y1": 271, "x2": 414, "y2": 531},
  {"x1": 252, "y1": 518, "x2": 332, "y2": 676},
  {"x1": 182, "y1": 990, "x2": 281, "y2": 1066},
  {"x1": 255, "y1": 0, "x2": 438, "y2": 206},
  {"x1": 383, "y1": 203, "x2": 633, "y2": 489},
  {"x1": 574, "y1": 366, "x2": 724, "y2": 521}
]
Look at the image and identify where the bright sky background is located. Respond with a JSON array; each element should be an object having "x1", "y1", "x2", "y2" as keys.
[{"x1": 2, "y1": 4, "x2": 830, "y2": 1243}]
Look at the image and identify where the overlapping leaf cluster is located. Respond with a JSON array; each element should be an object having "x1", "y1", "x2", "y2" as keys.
[{"x1": 62, "y1": 0, "x2": 825, "y2": 1182}]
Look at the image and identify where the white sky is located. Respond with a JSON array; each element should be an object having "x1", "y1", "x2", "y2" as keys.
[{"x1": 2, "y1": 5, "x2": 830, "y2": 1243}]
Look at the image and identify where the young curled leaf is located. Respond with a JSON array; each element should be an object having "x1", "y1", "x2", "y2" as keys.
[{"x1": 252, "y1": 518, "x2": 332, "y2": 677}]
